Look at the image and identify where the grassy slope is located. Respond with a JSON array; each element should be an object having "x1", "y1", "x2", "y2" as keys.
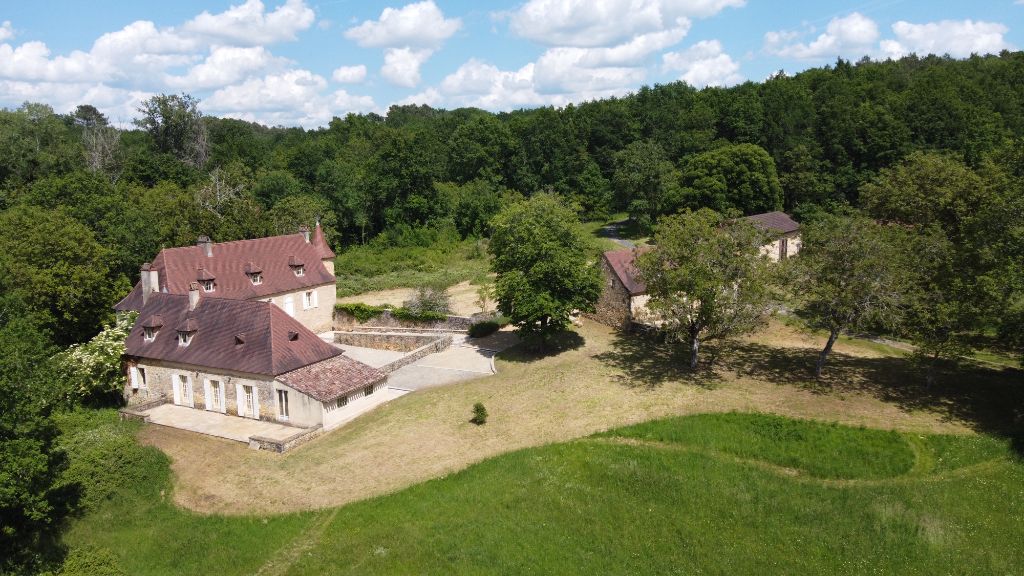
[
  {"x1": 64, "y1": 411, "x2": 1022, "y2": 575},
  {"x1": 334, "y1": 239, "x2": 491, "y2": 297}
]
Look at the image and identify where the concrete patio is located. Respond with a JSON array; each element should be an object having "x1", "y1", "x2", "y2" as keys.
[{"x1": 140, "y1": 403, "x2": 301, "y2": 443}]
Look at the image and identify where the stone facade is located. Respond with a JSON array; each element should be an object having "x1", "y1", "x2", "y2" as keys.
[
  {"x1": 590, "y1": 257, "x2": 633, "y2": 330},
  {"x1": 126, "y1": 358, "x2": 280, "y2": 423},
  {"x1": 760, "y1": 231, "x2": 802, "y2": 262},
  {"x1": 264, "y1": 282, "x2": 336, "y2": 333}
]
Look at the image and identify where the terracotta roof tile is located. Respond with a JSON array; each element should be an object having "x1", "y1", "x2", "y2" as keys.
[
  {"x1": 742, "y1": 211, "x2": 800, "y2": 234},
  {"x1": 603, "y1": 246, "x2": 652, "y2": 296},
  {"x1": 125, "y1": 293, "x2": 342, "y2": 376},
  {"x1": 278, "y1": 354, "x2": 386, "y2": 403},
  {"x1": 115, "y1": 230, "x2": 335, "y2": 312}
]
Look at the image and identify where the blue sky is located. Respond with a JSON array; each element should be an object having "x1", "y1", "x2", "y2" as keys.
[{"x1": 1, "y1": 0, "x2": 1020, "y2": 127}]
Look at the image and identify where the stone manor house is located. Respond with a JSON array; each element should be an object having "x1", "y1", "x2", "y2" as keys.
[{"x1": 115, "y1": 223, "x2": 387, "y2": 430}]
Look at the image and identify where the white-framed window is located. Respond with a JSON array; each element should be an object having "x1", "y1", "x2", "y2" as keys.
[
  {"x1": 243, "y1": 385, "x2": 256, "y2": 417},
  {"x1": 177, "y1": 331, "x2": 193, "y2": 347},
  {"x1": 294, "y1": 265, "x2": 304, "y2": 277},
  {"x1": 303, "y1": 290, "x2": 317, "y2": 309},
  {"x1": 325, "y1": 395, "x2": 347, "y2": 412},
  {"x1": 174, "y1": 373, "x2": 193, "y2": 407},
  {"x1": 143, "y1": 327, "x2": 156, "y2": 342},
  {"x1": 250, "y1": 273, "x2": 262, "y2": 285},
  {"x1": 277, "y1": 390, "x2": 290, "y2": 421},
  {"x1": 131, "y1": 366, "x2": 147, "y2": 390},
  {"x1": 364, "y1": 384, "x2": 375, "y2": 397},
  {"x1": 202, "y1": 280, "x2": 215, "y2": 292},
  {"x1": 206, "y1": 379, "x2": 224, "y2": 412}
]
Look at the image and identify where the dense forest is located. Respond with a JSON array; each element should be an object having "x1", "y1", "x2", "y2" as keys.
[{"x1": 2, "y1": 51, "x2": 1024, "y2": 572}]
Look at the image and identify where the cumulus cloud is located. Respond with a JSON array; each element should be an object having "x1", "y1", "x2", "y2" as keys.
[
  {"x1": 165, "y1": 45, "x2": 286, "y2": 90},
  {"x1": 381, "y1": 47, "x2": 434, "y2": 87},
  {"x1": 183, "y1": 0, "x2": 315, "y2": 45},
  {"x1": 506, "y1": 0, "x2": 743, "y2": 47},
  {"x1": 881, "y1": 20, "x2": 1013, "y2": 59},
  {"x1": 332, "y1": 64, "x2": 367, "y2": 83},
  {"x1": 204, "y1": 69, "x2": 376, "y2": 127},
  {"x1": 764, "y1": 12, "x2": 878, "y2": 59},
  {"x1": 663, "y1": 39, "x2": 742, "y2": 87},
  {"x1": 0, "y1": 21, "x2": 14, "y2": 42},
  {"x1": 344, "y1": 1, "x2": 461, "y2": 48}
]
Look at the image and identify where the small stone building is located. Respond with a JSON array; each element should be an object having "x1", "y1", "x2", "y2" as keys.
[
  {"x1": 124, "y1": 286, "x2": 387, "y2": 430},
  {"x1": 593, "y1": 211, "x2": 801, "y2": 329},
  {"x1": 115, "y1": 222, "x2": 337, "y2": 333}
]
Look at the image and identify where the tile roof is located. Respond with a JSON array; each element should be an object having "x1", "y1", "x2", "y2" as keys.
[
  {"x1": 601, "y1": 212, "x2": 799, "y2": 296},
  {"x1": 603, "y1": 246, "x2": 652, "y2": 296},
  {"x1": 115, "y1": 225, "x2": 336, "y2": 312},
  {"x1": 277, "y1": 354, "x2": 386, "y2": 403},
  {"x1": 125, "y1": 293, "x2": 343, "y2": 377},
  {"x1": 742, "y1": 211, "x2": 800, "y2": 234}
]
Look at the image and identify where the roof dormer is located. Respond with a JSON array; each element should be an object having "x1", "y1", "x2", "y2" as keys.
[
  {"x1": 176, "y1": 316, "x2": 199, "y2": 347},
  {"x1": 141, "y1": 314, "x2": 163, "y2": 342},
  {"x1": 244, "y1": 261, "x2": 263, "y2": 285},
  {"x1": 197, "y1": 267, "x2": 215, "y2": 292},
  {"x1": 288, "y1": 255, "x2": 305, "y2": 277}
]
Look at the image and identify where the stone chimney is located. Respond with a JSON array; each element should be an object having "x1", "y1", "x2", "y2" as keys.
[
  {"x1": 141, "y1": 263, "x2": 159, "y2": 305},
  {"x1": 188, "y1": 282, "x2": 201, "y2": 311},
  {"x1": 299, "y1": 225, "x2": 310, "y2": 243},
  {"x1": 197, "y1": 235, "x2": 213, "y2": 257}
]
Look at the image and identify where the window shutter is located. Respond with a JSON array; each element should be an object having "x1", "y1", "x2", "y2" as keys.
[
  {"x1": 236, "y1": 383, "x2": 245, "y2": 417},
  {"x1": 130, "y1": 366, "x2": 139, "y2": 390},
  {"x1": 252, "y1": 387, "x2": 261, "y2": 419},
  {"x1": 172, "y1": 376, "x2": 181, "y2": 405},
  {"x1": 204, "y1": 380, "x2": 212, "y2": 411}
]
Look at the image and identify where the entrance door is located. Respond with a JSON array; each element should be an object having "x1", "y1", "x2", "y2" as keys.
[
  {"x1": 206, "y1": 380, "x2": 224, "y2": 412},
  {"x1": 180, "y1": 375, "x2": 194, "y2": 407},
  {"x1": 283, "y1": 295, "x2": 295, "y2": 317},
  {"x1": 244, "y1": 385, "x2": 256, "y2": 418}
]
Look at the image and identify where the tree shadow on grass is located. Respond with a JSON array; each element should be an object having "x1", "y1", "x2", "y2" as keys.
[
  {"x1": 597, "y1": 329, "x2": 1024, "y2": 455},
  {"x1": 500, "y1": 329, "x2": 586, "y2": 363},
  {"x1": 594, "y1": 330, "x2": 723, "y2": 390}
]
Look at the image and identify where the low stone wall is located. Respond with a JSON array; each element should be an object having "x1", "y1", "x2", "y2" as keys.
[
  {"x1": 334, "y1": 331, "x2": 440, "y2": 352},
  {"x1": 119, "y1": 394, "x2": 168, "y2": 422},
  {"x1": 334, "y1": 309, "x2": 475, "y2": 332},
  {"x1": 377, "y1": 334, "x2": 453, "y2": 375},
  {"x1": 249, "y1": 425, "x2": 322, "y2": 453}
]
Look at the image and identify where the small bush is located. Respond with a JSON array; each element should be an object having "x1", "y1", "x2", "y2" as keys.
[
  {"x1": 335, "y1": 302, "x2": 388, "y2": 323},
  {"x1": 59, "y1": 546, "x2": 127, "y2": 576},
  {"x1": 470, "y1": 403, "x2": 488, "y2": 425},
  {"x1": 390, "y1": 307, "x2": 448, "y2": 323},
  {"x1": 468, "y1": 320, "x2": 500, "y2": 338},
  {"x1": 404, "y1": 286, "x2": 451, "y2": 316}
]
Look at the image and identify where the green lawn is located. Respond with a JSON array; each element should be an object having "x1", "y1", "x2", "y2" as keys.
[{"x1": 61, "y1": 410, "x2": 1022, "y2": 575}]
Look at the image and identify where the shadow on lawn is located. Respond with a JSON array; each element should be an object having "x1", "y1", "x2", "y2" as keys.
[
  {"x1": 500, "y1": 330, "x2": 586, "y2": 363},
  {"x1": 598, "y1": 329, "x2": 1024, "y2": 455}
]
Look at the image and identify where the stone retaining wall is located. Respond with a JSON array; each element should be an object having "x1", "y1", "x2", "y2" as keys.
[
  {"x1": 377, "y1": 334, "x2": 453, "y2": 375},
  {"x1": 333, "y1": 331, "x2": 440, "y2": 352},
  {"x1": 249, "y1": 425, "x2": 322, "y2": 453},
  {"x1": 334, "y1": 309, "x2": 476, "y2": 332}
]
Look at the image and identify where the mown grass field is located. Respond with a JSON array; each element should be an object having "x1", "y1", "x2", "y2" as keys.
[{"x1": 62, "y1": 411, "x2": 1022, "y2": 575}]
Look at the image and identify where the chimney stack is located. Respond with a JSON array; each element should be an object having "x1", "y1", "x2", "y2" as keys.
[
  {"x1": 141, "y1": 263, "x2": 152, "y2": 305},
  {"x1": 299, "y1": 225, "x2": 310, "y2": 243},
  {"x1": 197, "y1": 235, "x2": 213, "y2": 257},
  {"x1": 188, "y1": 282, "x2": 201, "y2": 311}
]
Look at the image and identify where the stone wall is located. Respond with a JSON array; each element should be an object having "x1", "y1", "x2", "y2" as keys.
[
  {"x1": 334, "y1": 310, "x2": 475, "y2": 332},
  {"x1": 127, "y1": 359, "x2": 280, "y2": 423},
  {"x1": 376, "y1": 334, "x2": 452, "y2": 375},
  {"x1": 249, "y1": 425, "x2": 322, "y2": 452},
  {"x1": 333, "y1": 331, "x2": 440, "y2": 352},
  {"x1": 588, "y1": 257, "x2": 633, "y2": 329}
]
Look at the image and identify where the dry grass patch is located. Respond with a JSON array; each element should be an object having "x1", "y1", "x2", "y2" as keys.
[
  {"x1": 140, "y1": 318, "x2": 1002, "y2": 516},
  {"x1": 337, "y1": 280, "x2": 495, "y2": 316}
]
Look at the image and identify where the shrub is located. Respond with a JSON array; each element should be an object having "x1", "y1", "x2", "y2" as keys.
[
  {"x1": 404, "y1": 286, "x2": 451, "y2": 316},
  {"x1": 390, "y1": 307, "x2": 448, "y2": 323},
  {"x1": 59, "y1": 546, "x2": 127, "y2": 576},
  {"x1": 468, "y1": 320, "x2": 500, "y2": 338},
  {"x1": 335, "y1": 302, "x2": 388, "y2": 323},
  {"x1": 470, "y1": 403, "x2": 488, "y2": 425}
]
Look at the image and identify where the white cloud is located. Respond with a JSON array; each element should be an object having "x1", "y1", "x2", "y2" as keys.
[
  {"x1": 881, "y1": 19, "x2": 1013, "y2": 59},
  {"x1": 204, "y1": 69, "x2": 376, "y2": 127},
  {"x1": 0, "y1": 79, "x2": 150, "y2": 123},
  {"x1": 765, "y1": 12, "x2": 878, "y2": 59},
  {"x1": 435, "y1": 59, "x2": 544, "y2": 109},
  {"x1": 344, "y1": 1, "x2": 461, "y2": 48},
  {"x1": 165, "y1": 45, "x2": 286, "y2": 90},
  {"x1": 381, "y1": 47, "x2": 433, "y2": 87},
  {"x1": 332, "y1": 64, "x2": 367, "y2": 83},
  {"x1": 663, "y1": 39, "x2": 742, "y2": 87},
  {"x1": 0, "y1": 21, "x2": 14, "y2": 42},
  {"x1": 506, "y1": 0, "x2": 743, "y2": 47},
  {"x1": 183, "y1": 0, "x2": 315, "y2": 45}
]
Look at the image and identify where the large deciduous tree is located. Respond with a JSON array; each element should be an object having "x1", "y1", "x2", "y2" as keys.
[
  {"x1": 134, "y1": 93, "x2": 209, "y2": 168},
  {"x1": 489, "y1": 194, "x2": 602, "y2": 349},
  {"x1": 636, "y1": 209, "x2": 774, "y2": 369},
  {"x1": 795, "y1": 213, "x2": 914, "y2": 377},
  {"x1": 677, "y1": 143, "x2": 784, "y2": 216}
]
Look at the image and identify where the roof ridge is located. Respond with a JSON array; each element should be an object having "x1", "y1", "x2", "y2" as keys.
[{"x1": 158, "y1": 232, "x2": 306, "y2": 254}]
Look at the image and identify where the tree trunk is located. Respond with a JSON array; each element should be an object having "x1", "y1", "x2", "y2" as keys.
[
  {"x1": 689, "y1": 334, "x2": 700, "y2": 370},
  {"x1": 815, "y1": 329, "x2": 839, "y2": 378}
]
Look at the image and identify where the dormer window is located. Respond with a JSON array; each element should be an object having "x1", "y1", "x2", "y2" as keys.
[
  {"x1": 244, "y1": 261, "x2": 263, "y2": 285},
  {"x1": 202, "y1": 280, "x2": 215, "y2": 292},
  {"x1": 294, "y1": 266, "x2": 304, "y2": 277},
  {"x1": 197, "y1": 268, "x2": 215, "y2": 292},
  {"x1": 288, "y1": 255, "x2": 304, "y2": 277},
  {"x1": 141, "y1": 315, "x2": 163, "y2": 342},
  {"x1": 177, "y1": 331, "x2": 194, "y2": 347},
  {"x1": 176, "y1": 317, "x2": 198, "y2": 347}
]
